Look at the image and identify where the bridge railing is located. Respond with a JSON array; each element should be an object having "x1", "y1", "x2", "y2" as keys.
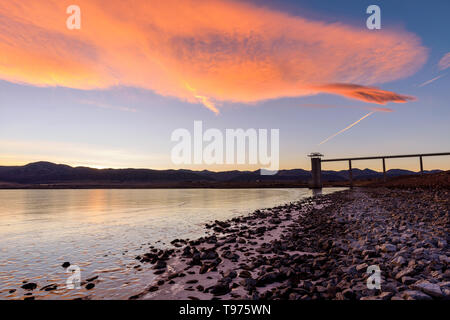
[{"x1": 309, "y1": 152, "x2": 450, "y2": 188}]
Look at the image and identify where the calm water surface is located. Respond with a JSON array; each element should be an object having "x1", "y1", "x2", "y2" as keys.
[{"x1": 0, "y1": 188, "x2": 343, "y2": 300}]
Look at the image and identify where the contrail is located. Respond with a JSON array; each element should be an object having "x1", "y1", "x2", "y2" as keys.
[
  {"x1": 417, "y1": 73, "x2": 446, "y2": 87},
  {"x1": 319, "y1": 111, "x2": 375, "y2": 145}
]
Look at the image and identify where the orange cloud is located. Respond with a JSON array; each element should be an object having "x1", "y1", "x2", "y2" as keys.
[
  {"x1": 0, "y1": 0, "x2": 427, "y2": 112},
  {"x1": 315, "y1": 84, "x2": 416, "y2": 104},
  {"x1": 300, "y1": 103, "x2": 393, "y2": 112},
  {"x1": 185, "y1": 83, "x2": 219, "y2": 114}
]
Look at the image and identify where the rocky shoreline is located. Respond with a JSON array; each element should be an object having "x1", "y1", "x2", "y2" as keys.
[{"x1": 130, "y1": 187, "x2": 449, "y2": 300}]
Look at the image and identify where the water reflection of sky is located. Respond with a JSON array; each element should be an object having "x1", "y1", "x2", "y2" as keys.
[{"x1": 0, "y1": 188, "x2": 343, "y2": 299}]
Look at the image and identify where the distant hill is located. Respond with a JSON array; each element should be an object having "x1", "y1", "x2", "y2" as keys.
[
  {"x1": 0, "y1": 162, "x2": 212, "y2": 184},
  {"x1": 0, "y1": 161, "x2": 442, "y2": 188}
]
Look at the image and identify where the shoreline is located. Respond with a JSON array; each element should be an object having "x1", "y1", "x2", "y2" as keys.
[{"x1": 130, "y1": 187, "x2": 449, "y2": 300}]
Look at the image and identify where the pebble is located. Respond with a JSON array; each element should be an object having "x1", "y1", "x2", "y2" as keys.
[{"x1": 135, "y1": 188, "x2": 449, "y2": 301}]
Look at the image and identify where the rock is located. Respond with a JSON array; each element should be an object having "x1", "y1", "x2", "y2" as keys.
[
  {"x1": 8, "y1": 289, "x2": 16, "y2": 294},
  {"x1": 210, "y1": 283, "x2": 230, "y2": 296},
  {"x1": 442, "y1": 288, "x2": 450, "y2": 297},
  {"x1": 168, "y1": 273, "x2": 179, "y2": 280},
  {"x1": 402, "y1": 290, "x2": 432, "y2": 300},
  {"x1": 411, "y1": 281, "x2": 444, "y2": 298},
  {"x1": 182, "y1": 246, "x2": 192, "y2": 257},
  {"x1": 343, "y1": 265, "x2": 357, "y2": 275},
  {"x1": 206, "y1": 235, "x2": 217, "y2": 244},
  {"x1": 148, "y1": 286, "x2": 158, "y2": 292},
  {"x1": 222, "y1": 251, "x2": 239, "y2": 261},
  {"x1": 186, "y1": 279, "x2": 198, "y2": 284},
  {"x1": 437, "y1": 239, "x2": 447, "y2": 248},
  {"x1": 85, "y1": 283, "x2": 95, "y2": 290},
  {"x1": 62, "y1": 262, "x2": 70, "y2": 268},
  {"x1": 256, "y1": 272, "x2": 279, "y2": 287},
  {"x1": 380, "y1": 243, "x2": 397, "y2": 252},
  {"x1": 342, "y1": 288, "x2": 356, "y2": 300},
  {"x1": 240, "y1": 278, "x2": 257, "y2": 291},
  {"x1": 289, "y1": 293, "x2": 299, "y2": 300},
  {"x1": 141, "y1": 252, "x2": 157, "y2": 263},
  {"x1": 199, "y1": 264, "x2": 209, "y2": 274},
  {"x1": 356, "y1": 263, "x2": 368, "y2": 272},
  {"x1": 382, "y1": 283, "x2": 398, "y2": 293},
  {"x1": 190, "y1": 252, "x2": 202, "y2": 266},
  {"x1": 269, "y1": 218, "x2": 281, "y2": 225},
  {"x1": 391, "y1": 256, "x2": 406, "y2": 266},
  {"x1": 239, "y1": 270, "x2": 252, "y2": 278},
  {"x1": 219, "y1": 277, "x2": 233, "y2": 285},
  {"x1": 200, "y1": 249, "x2": 218, "y2": 260},
  {"x1": 401, "y1": 276, "x2": 416, "y2": 285},
  {"x1": 21, "y1": 283, "x2": 37, "y2": 291},
  {"x1": 256, "y1": 226, "x2": 266, "y2": 234},
  {"x1": 86, "y1": 276, "x2": 98, "y2": 282},
  {"x1": 360, "y1": 296, "x2": 380, "y2": 300},
  {"x1": 196, "y1": 285, "x2": 204, "y2": 292},
  {"x1": 439, "y1": 255, "x2": 450, "y2": 264},
  {"x1": 362, "y1": 250, "x2": 377, "y2": 258},
  {"x1": 395, "y1": 267, "x2": 415, "y2": 280},
  {"x1": 223, "y1": 270, "x2": 237, "y2": 279},
  {"x1": 153, "y1": 260, "x2": 167, "y2": 269},
  {"x1": 41, "y1": 284, "x2": 57, "y2": 291},
  {"x1": 215, "y1": 221, "x2": 230, "y2": 229},
  {"x1": 378, "y1": 292, "x2": 394, "y2": 300}
]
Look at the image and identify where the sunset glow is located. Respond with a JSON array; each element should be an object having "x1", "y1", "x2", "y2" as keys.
[
  {"x1": 0, "y1": 0, "x2": 427, "y2": 112},
  {"x1": 0, "y1": 0, "x2": 449, "y2": 170}
]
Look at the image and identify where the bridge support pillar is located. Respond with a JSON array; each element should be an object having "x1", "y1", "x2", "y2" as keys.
[
  {"x1": 420, "y1": 156, "x2": 424, "y2": 174},
  {"x1": 309, "y1": 153, "x2": 323, "y2": 189},
  {"x1": 348, "y1": 160, "x2": 353, "y2": 187}
]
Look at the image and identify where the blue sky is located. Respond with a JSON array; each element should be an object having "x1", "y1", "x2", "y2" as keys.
[{"x1": 0, "y1": 0, "x2": 449, "y2": 171}]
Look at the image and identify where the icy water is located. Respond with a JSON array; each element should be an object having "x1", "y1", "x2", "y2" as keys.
[{"x1": 0, "y1": 188, "x2": 343, "y2": 300}]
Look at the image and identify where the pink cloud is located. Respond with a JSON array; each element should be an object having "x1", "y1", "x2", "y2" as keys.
[
  {"x1": 0, "y1": 0, "x2": 427, "y2": 111},
  {"x1": 300, "y1": 103, "x2": 393, "y2": 112},
  {"x1": 315, "y1": 83, "x2": 415, "y2": 104}
]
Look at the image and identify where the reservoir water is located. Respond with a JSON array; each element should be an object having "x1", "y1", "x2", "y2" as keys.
[{"x1": 0, "y1": 188, "x2": 343, "y2": 299}]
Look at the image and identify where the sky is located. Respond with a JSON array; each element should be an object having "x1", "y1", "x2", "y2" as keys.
[{"x1": 0, "y1": 0, "x2": 449, "y2": 172}]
